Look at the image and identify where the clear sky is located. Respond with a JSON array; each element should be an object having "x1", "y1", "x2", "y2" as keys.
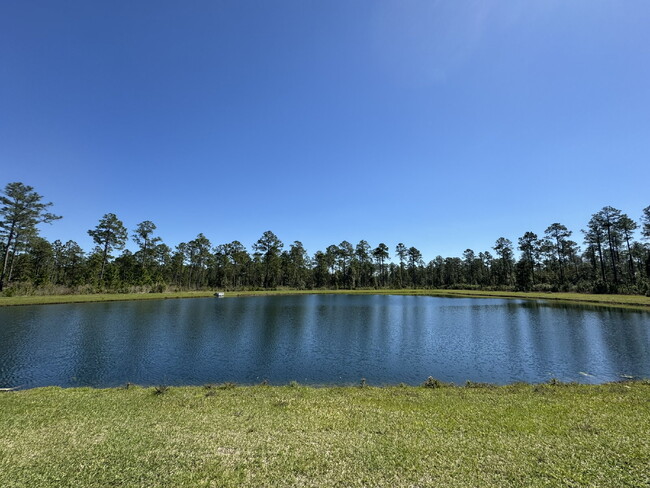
[{"x1": 2, "y1": 1, "x2": 649, "y2": 261}]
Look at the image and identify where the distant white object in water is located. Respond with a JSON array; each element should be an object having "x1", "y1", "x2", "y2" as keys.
[{"x1": 214, "y1": 292, "x2": 225, "y2": 298}]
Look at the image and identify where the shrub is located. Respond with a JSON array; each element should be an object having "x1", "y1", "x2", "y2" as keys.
[
  {"x1": 423, "y1": 376, "x2": 445, "y2": 388},
  {"x1": 149, "y1": 283, "x2": 167, "y2": 293}
]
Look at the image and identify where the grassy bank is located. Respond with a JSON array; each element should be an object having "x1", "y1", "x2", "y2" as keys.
[
  {"x1": 1, "y1": 383, "x2": 649, "y2": 487},
  {"x1": 1, "y1": 288, "x2": 650, "y2": 309},
  {"x1": 230, "y1": 289, "x2": 650, "y2": 309},
  {"x1": 0, "y1": 290, "x2": 217, "y2": 307}
]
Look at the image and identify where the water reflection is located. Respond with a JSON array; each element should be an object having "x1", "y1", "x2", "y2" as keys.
[{"x1": 0, "y1": 295, "x2": 649, "y2": 388}]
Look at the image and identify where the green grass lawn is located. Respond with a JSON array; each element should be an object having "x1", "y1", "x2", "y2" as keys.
[
  {"x1": 1, "y1": 288, "x2": 649, "y2": 309},
  {"x1": 1, "y1": 383, "x2": 649, "y2": 487}
]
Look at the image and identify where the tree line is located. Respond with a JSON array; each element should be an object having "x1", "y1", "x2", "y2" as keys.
[{"x1": 2, "y1": 182, "x2": 650, "y2": 296}]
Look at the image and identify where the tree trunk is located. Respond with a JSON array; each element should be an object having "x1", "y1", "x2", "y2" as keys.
[
  {"x1": 7, "y1": 238, "x2": 19, "y2": 283},
  {"x1": 100, "y1": 241, "x2": 109, "y2": 281},
  {"x1": 555, "y1": 238, "x2": 565, "y2": 283},
  {"x1": 624, "y1": 236, "x2": 635, "y2": 281},
  {"x1": 595, "y1": 236, "x2": 606, "y2": 283},
  {"x1": 0, "y1": 223, "x2": 16, "y2": 291},
  {"x1": 605, "y1": 224, "x2": 618, "y2": 283}
]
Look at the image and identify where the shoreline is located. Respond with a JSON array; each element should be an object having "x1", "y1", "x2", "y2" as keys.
[
  {"x1": 1, "y1": 288, "x2": 650, "y2": 310},
  {"x1": 3, "y1": 377, "x2": 648, "y2": 393}
]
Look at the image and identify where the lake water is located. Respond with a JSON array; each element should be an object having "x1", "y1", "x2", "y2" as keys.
[{"x1": 1, "y1": 294, "x2": 649, "y2": 388}]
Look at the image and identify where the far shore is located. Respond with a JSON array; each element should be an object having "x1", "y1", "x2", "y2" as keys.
[{"x1": 1, "y1": 288, "x2": 649, "y2": 310}]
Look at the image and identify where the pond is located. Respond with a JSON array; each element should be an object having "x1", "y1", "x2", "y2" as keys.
[{"x1": 1, "y1": 294, "x2": 649, "y2": 388}]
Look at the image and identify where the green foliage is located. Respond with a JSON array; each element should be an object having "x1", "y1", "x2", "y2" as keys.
[
  {"x1": 2, "y1": 182, "x2": 650, "y2": 297},
  {"x1": 0, "y1": 182, "x2": 61, "y2": 291},
  {"x1": 642, "y1": 206, "x2": 650, "y2": 240},
  {"x1": 87, "y1": 213, "x2": 128, "y2": 282},
  {"x1": 253, "y1": 230, "x2": 284, "y2": 288}
]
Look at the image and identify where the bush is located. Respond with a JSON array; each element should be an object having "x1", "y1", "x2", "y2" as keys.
[
  {"x1": 423, "y1": 377, "x2": 446, "y2": 388},
  {"x1": 591, "y1": 281, "x2": 608, "y2": 294},
  {"x1": 2, "y1": 283, "x2": 35, "y2": 296},
  {"x1": 531, "y1": 284, "x2": 555, "y2": 293},
  {"x1": 149, "y1": 283, "x2": 167, "y2": 293}
]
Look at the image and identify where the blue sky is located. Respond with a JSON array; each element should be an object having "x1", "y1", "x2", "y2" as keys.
[{"x1": 2, "y1": 1, "x2": 649, "y2": 261}]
